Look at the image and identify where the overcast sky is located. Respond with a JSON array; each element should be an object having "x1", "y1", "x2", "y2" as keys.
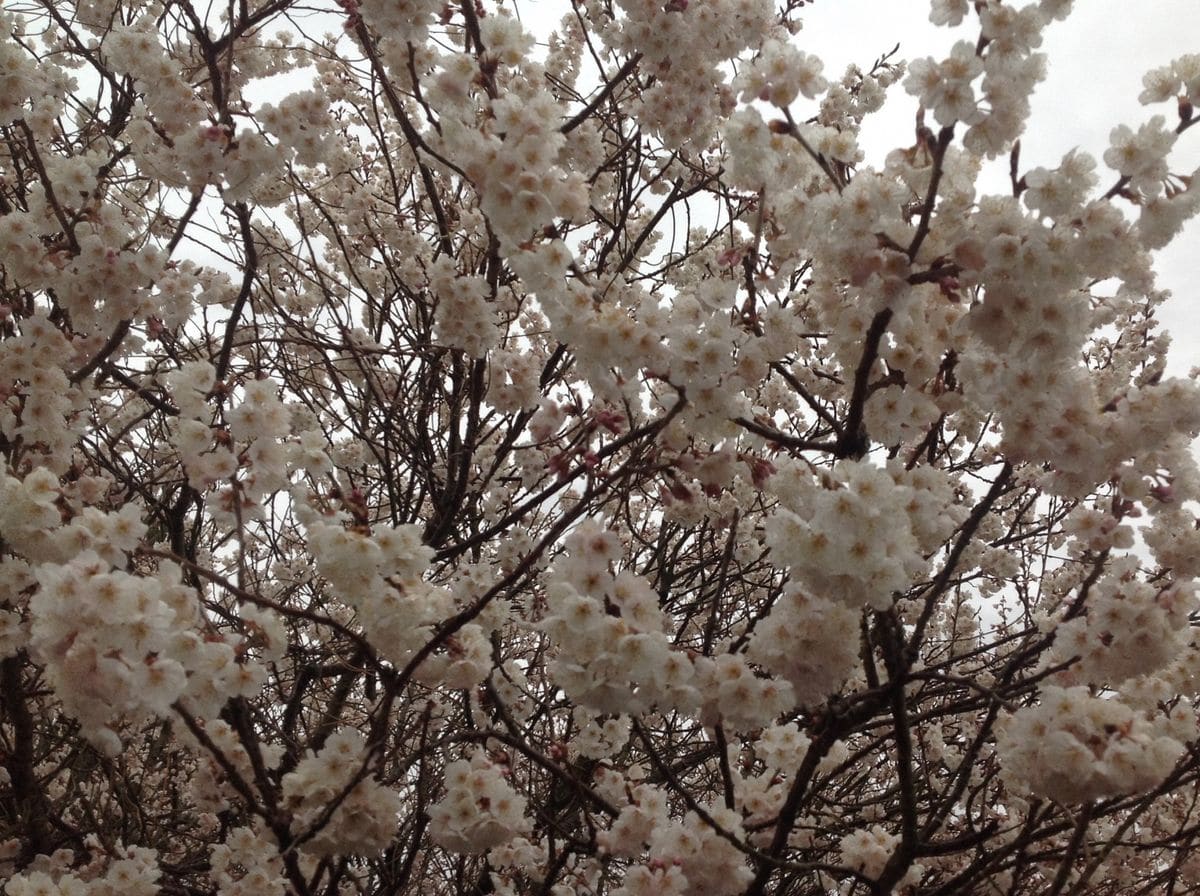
[{"x1": 797, "y1": 0, "x2": 1200, "y2": 373}]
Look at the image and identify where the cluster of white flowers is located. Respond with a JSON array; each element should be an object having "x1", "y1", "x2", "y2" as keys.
[
  {"x1": 148, "y1": 260, "x2": 204, "y2": 329},
  {"x1": 0, "y1": 313, "x2": 90, "y2": 471},
  {"x1": 604, "y1": 0, "x2": 774, "y2": 147},
  {"x1": 756, "y1": 721, "x2": 813, "y2": 774},
  {"x1": 735, "y1": 39, "x2": 828, "y2": 108},
  {"x1": 1061, "y1": 502, "x2": 1135, "y2": 554},
  {"x1": 209, "y1": 827, "x2": 288, "y2": 896},
  {"x1": 122, "y1": 110, "x2": 285, "y2": 198},
  {"x1": 0, "y1": 11, "x2": 56, "y2": 126},
  {"x1": 185, "y1": 719, "x2": 283, "y2": 814},
  {"x1": 0, "y1": 467, "x2": 67, "y2": 567},
  {"x1": 165, "y1": 361, "x2": 232, "y2": 489},
  {"x1": 838, "y1": 825, "x2": 901, "y2": 882},
  {"x1": 29, "y1": 549, "x2": 222, "y2": 755},
  {"x1": 664, "y1": 295, "x2": 756, "y2": 425},
  {"x1": 61, "y1": 227, "x2": 166, "y2": 337},
  {"x1": 1022, "y1": 148, "x2": 1098, "y2": 222},
  {"x1": 488, "y1": 348, "x2": 544, "y2": 413},
  {"x1": 1048, "y1": 556, "x2": 1196, "y2": 687},
  {"x1": 165, "y1": 365, "x2": 290, "y2": 521},
  {"x1": 0, "y1": 458, "x2": 270, "y2": 748},
  {"x1": 863, "y1": 383, "x2": 942, "y2": 449},
  {"x1": 359, "y1": 0, "x2": 441, "y2": 49},
  {"x1": 102, "y1": 27, "x2": 315, "y2": 196},
  {"x1": 764, "y1": 460, "x2": 935, "y2": 611},
  {"x1": 434, "y1": 44, "x2": 589, "y2": 249},
  {"x1": 967, "y1": 2, "x2": 1055, "y2": 157},
  {"x1": 0, "y1": 461, "x2": 265, "y2": 746},
  {"x1": 802, "y1": 174, "x2": 914, "y2": 318},
  {"x1": 423, "y1": 620, "x2": 494, "y2": 690},
  {"x1": 1123, "y1": 58, "x2": 1200, "y2": 248},
  {"x1": 541, "y1": 521, "x2": 796, "y2": 728},
  {"x1": 0, "y1": 215, "x2": 50, "y2": 302},
  {"x1": 429, "y1": 256, "x2": 502, "y2": 358},
  {"x1": 281, "y1": 729, "x2": 403, "y2": 857},
  {"x1": 428, "y1": 748, "x2": 530, "y2": 854},
  {"x1": 540, "y1": 560, "x2": 700, "y2": 716},
  {"x1": 103, "y1": 26, "x2": 204, "y2": 135},
  {"x1": 570, "y1": 706, "x2": 632, "y2": 759},
  {"x1": 596, "y1": 782, "x2": 668, "y2": 857},
  {"x1": 5, "y1": 844, "x2": 160, "y2": 896},
  {"x1": 1143, "y1": 506, "x2": 1200, "y2": 578},
  {"x1": 1104, "y1": 115, "x2": 1177, "y2": 197},
  {"x1": 905, "y1": 41, "x2": 984, "y2": 127},
  {"x1": 1138, "y1": 53, "x2": 1200, "y2": 106},
  {"x1": 997, "y1": 686, "x2": 1185, "y2": 804},
  {"x1": 305, "y1": 517, "x2": 433, "y2": 603},
  {"x1": 225, "y1": 377, "x2": 291, "y2": 501},
  {"x1": 910, "y1": 0, "x2": 1066, "y2": 157},
  {"x1": 1136, "y1": 171, "x2": 1200, "y2": 250},
  {"x1": 600, "y1": 784, "x2": 753, "y2": 896},
  {"x1": 721, "y1": 106, "x2": 815, "y2": 194},
  {"x1": 503, "y1": 259, "x2": 670, "y2": 407},
  {"x1": 259, "y1": 90, "x2": 336, "y2": 167},
  {"x1": 951, "y1": 175, "x2": 1200, "y2": 495},
  {"x1": 303, "y1": 516, "x2": 474, "y2": 672},
  {"x1": 694, "y1": 653, "x2": 797, "y2": 731},
  {"x1": 746, "y1": 585, "x2": 861, "y2": 706}
]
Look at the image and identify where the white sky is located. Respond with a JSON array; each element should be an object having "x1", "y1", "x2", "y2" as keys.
[{"x1": 797, "y1": 0, "x2": 1200, "y2": 373}]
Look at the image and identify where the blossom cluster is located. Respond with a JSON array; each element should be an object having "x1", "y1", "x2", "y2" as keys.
[
  {"x1": 5, "y1": 0, "x2": 1200, "y2": 892},
  {"x1": 745, "y1": 585, "x2": 861, "y2": 706},
  {"x1": 997, "y1": 686, "x2": 1185, "y2": 804},
  {"x1": 838, "y1": 825, "x2": 902, "y2": 882},
  {"x1": 1138, "y1": 53, "x2": 1200, "y2": 106},
  {"x1": 258, "y1": 90, "x2": 337, "y2": 167},
  {"x1": 0, "y1": 460, "x2": 264, "y2": 753},
  {"x1": 432, "y1": 37, "x2": 589, "y2": 250},
  {"x1": 764, "y1": 460, "x2": 959, "y2": 611},
  {"x1": 734, "y1": 39, "x2": 828, "y2": 109},
  {"x1": 1104, "y1": 116, "x2": 1177, "y2": 198},
  {"x1": 303, "y1": 515, "x2": 494, "y2": 682},
  {"x1": 604, "y1": 0, "x2": 774, "y2": 147},
  {"x1": 0, "y1": 10, "x2": 63, "y2": 127},
  {"x1": 1127, "y1": 61, "x2": 1200, "y2": 249},
  {"x1": 429, "y1": 256, "x2": 501, "y2": 358},
  {"x1": 428, "y1": 749, "x2": 531, "y2": 854},
  {"x1": 912, "y1": 0, "x2": 1070, "y2": 157},
  {"x1": 103, "y1": 26, "x2": 323, "y2": 197},
  {"x1": 540, "y1": 521, "x2": 795, "y2": 728},
  {"x1": 165, "y1": 364, "x2": 233, "y2": 489},
  {"x1": 1048, "y1": 556, "x2": 1197, "y2": 687},
  {"x1": 281, "y1": 729, "x2": 404, "y2": 857},
  {"x1": 4, "y1": 844, "x2": 160, "y2": 896},
  {"x1": 28, "y1": 547, "x2": 259, "y2": 755},
  {"x1": 600, "y1": 784, "x2": 753, "y2": 896},
  {"x1": 103, "y1": 26, "x2": 205, "y2": 135},
  {"x1": 208, "y1": 827, "x2": 288, "y2": 896}
]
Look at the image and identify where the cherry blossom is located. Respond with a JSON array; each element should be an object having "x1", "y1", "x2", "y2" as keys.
[{"x1": 3, "y1": 0, "x2": 1200, "y2": 894}]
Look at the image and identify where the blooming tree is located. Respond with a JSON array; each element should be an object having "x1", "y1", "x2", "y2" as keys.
[{"x1": 3, "y1": 0, "x2": 1200, "y2": 893}]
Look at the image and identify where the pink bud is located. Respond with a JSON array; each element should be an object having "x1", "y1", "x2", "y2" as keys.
[{"x1": 1150, "y1": 483, "x2": 1175, "y2": 503}]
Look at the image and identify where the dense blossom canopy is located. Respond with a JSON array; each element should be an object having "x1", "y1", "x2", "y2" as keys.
[{"x1": 2, "y1": 0, "x2": 1200, "y2": 893}]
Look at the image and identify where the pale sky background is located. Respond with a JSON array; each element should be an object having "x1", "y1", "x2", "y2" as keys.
[{"x1": 796, "y1": 0, "x2": 1200, "y2": 374}]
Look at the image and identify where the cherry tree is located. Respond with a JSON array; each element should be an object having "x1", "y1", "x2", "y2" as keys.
[{"x1": 3, "y1": 0, "x2": 1200, "y2": 893}]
